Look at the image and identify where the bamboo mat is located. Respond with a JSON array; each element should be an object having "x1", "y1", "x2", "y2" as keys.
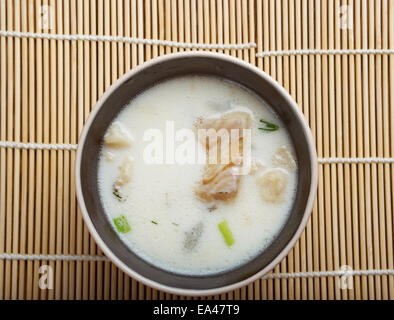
[{"x1": 0, "y1": 0, "x2": 393, "y2": 300}]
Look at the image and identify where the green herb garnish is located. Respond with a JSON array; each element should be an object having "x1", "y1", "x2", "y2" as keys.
[
  {"x1": 151, "y1": 220, "x2": 158, "y2": 225},
  {"x1": 113, "y1": 190, "x2": 122, "y2": 200},
  {"x1": 218, "y1": 220, "x2": 235, "y2": 247},
  {"x1": 113, "y1": 215, "x2": 131, "y2": 233},
  {"x1": 172, "y1": 222, "x2": 179, "y2": 226},
  {"x1": 259, "y1": 119, "x2": 279, "y2": 132}
]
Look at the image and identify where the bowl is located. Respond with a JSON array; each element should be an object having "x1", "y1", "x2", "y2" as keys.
[{"x1": 75, "y1": 52, "x2": 318, "y2": 296}]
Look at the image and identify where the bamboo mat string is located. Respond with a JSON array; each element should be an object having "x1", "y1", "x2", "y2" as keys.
[
  {"x1": 2, "y1": 30, "x2": 394, "y2": 56},
  {"x1": 0, "y1": 30, "x2": 256, "y2": 50},
  {"x1": 0, "y1": 253, "x2": 393, "y2": 280},
  {"x1": 1, "y1": 140, "x2": 394, "y2": 164}
]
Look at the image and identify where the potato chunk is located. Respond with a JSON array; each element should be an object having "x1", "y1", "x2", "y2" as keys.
[
  {"x1": 257, "y1": 168, "x2": 289, "y2": 203},
  {"x1": 104, "y1": 122, "x2": 133, "y2": 147},
  {"x1": 272, "y1": 146, "x2": 296, "y2": 169}
]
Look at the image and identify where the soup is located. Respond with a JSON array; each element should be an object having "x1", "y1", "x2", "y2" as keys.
[{"x1": 97, "y1": 76, "x2": 298, "y2": 275}]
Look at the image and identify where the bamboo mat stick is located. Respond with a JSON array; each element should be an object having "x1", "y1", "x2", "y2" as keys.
[
  {"x1": 178, "y1": 0, "x2": 184, "y2": 53},
  {"x1": 17, "y1": 0, "x2": 28, "y2": 300},
  {"x1": 229, "y1": 0, "x2": 235, "y2": 58},
  {"x1": 345, "y1": 0, "x2": 355, "y2": 301},
  {"x1": 10, "y1": 0, "x2": 20, "y2": 301},
  {"x1": 356, "y1": 0, "x2": 368, "y2": 299},
  {"x1": 138, "y1": 0, "x2": 144, "y2": 65},
  {"x1": 184, "y1": 0, "x2": 190, "y2": 53},
  {"x1": 256, "y1": 0, "x2": 262, "y2": 70},
  {"x1": 367, "y1": 0, "x2": 380, "y2": 299},
  {"x1": 197, "y1": 0, "x2": 203, "y2": 51},
  {"x1": 384, "y1": 0, "x2": 394, "y2": 300},
  {"x1": 210, "y1": 0, "x2": 217, "y2": 54},
  {"x1": 165, "y1": 0, "x2": 171, "y2": 54},
  {"x1": 26, "y1": 0, "x2": 36, "y2": 300},
  {"x1": 327, "y1": 0, "x2": 337, "y2": 300},
  {"x1": 314, "y1": 0, "x2": 326, "y2": 301},
  {"x1": 40, "y1": 0, "x2": 50, "y2": 300},
  {"x1": 331, "y1": 0, "x2": 347, "y2": 299},
  {"x1": 308, "y1": 0, "x2": 317, "y2": 300},
  {"x1": 353, "y1": 0, "x2": 364, "y2": 299},
  {"x1": 375, "y1": 0, "x2": 388, "y2": 300},
  {"x1": 124, "y1": 0, "x2": 131, "y2": 71},
  {"x1": 68, "y1": 0, "x2": 78, "y2": 300},
  {"x1": 242, "y1": 0, "x2": 249, "y2": 62},
  {"x1": 337, "y1": 0, "x2": 348, "y2": 300},
  {"x1": 388, "y1": 0, "x2": 394, "y2": 299},
  {"x1": 47, "y1": 0, "x2": 57, "y2": 300},
  {"x1": 203, "y1": 0, "x2": 209, "y2": 47},
  {"x1": 235, "y1": 0, "x2": 242, "y2": 60},
  {"x1": 145, "y1": 0, "x2": 152, "y2": 59},
  {"x1": 5, "y1": 0, "x2": 14, "y2": 301},
  {"x1": 374, "y1": 0, "x2": 386, "y2": 299},
  {"x1": 322, "y1": 0, "x2": 333, "y2": 300},
  {"x1": 361, "y1": 0, "x2": 374, "y2": 299},
  {"x1": 32, "y1": 0, "x2": 43, "y2": 300},
  {"x1": 54, "y1": 0, "x2": 63, "y2": 300},
  {"x1": 0, "y1": 0, "x2": 6, "y2": 300}
]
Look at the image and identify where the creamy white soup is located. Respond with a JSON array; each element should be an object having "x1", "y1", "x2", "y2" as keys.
[{"x1": 98, "y1": 76, "x2": 298, "y2": 275}]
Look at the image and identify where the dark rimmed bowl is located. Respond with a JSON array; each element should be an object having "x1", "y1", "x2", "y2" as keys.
[{"x1": 76, "y1": 52, "x2": 318, "y2": 296}]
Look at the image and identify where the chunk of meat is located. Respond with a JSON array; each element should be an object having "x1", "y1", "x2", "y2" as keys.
[
  {"x1": 195, "y1": 108, "x2": 253, "y2": 202},
  {"x1": 256, "y1": 168, "x2": 289, "y2": 203},
  {"x1": 196, "y1": 166, "x2": 240, "y2": 202}
]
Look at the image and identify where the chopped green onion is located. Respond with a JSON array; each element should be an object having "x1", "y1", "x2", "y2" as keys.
[
  {"x1": 259, "y1": 119, "x2": 279, "y2": 132},
  {"x1": 113, "y1": 190, "x2": 122, "y2": 200},
  {"x1": 218, "y1": 220, "x2": 235, "y2": 247},
  {"x1": 151, "y1": 220, "x2": 158, "y2": 225},
  {"x1": 172, "y1": 222, "x2": 179, "y2": 226},
  {"x1": 113, "y1": 215, "x2": 131, "y2": 233}
]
